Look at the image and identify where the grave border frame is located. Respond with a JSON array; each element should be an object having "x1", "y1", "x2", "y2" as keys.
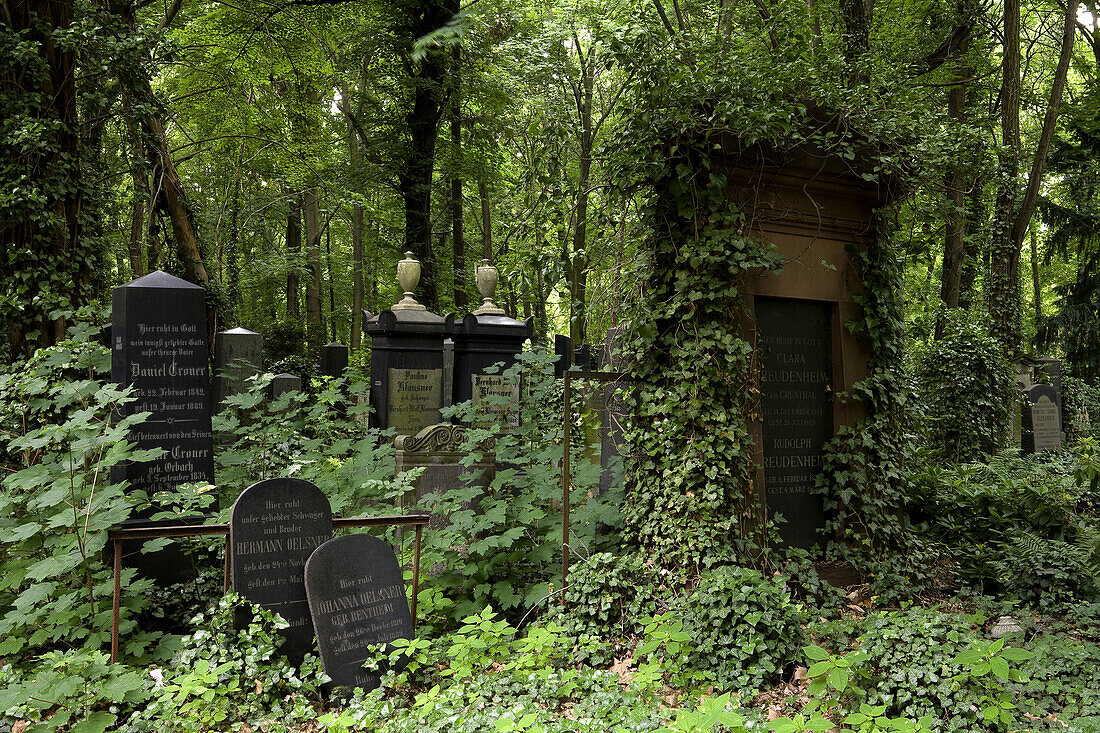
[
  {"x1": 560, "y1": 369, "x2": 629, "y2": 606},
  {"x1": 108, "y1": 513, "x2": 430, "y2": 663}
]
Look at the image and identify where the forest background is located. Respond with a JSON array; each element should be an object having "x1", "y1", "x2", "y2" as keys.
[{"x1": 6, "y1": 0, "x2": 1100, "y2": 371}]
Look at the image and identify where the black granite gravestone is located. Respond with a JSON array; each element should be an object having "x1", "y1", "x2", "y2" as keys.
[
  {"x1": 110, "y1": 270, "x2": 215, "y2": 519},
  {"x1": 366, "y1": 310, "x2": 448, "y2": 433},
  {"x1": 554, "y1": 334, "x2": 572, "y2": 378},
  {"x1": 269, "y1": 372, "x2": 303, "y2": 399},
  {"x1": 321, "y1": 342, "x2": 350, "y2": 379},
  {"x1": 756, "y1": 297, "x2": 833, "y2": 549},
  {"x1": 451, "y1": 313, "x2": 531, "y2": 413},
  {"x1": 230, "y1": 478, "x2": 333, "y2": 664},
  {"x1": 214, "y1": 327, "x2": 263, "y2": 405},
  {"x1": 1024, "y1": 383, "x2": 1062, "y2": 453},
  {"x1": 304, "y1": 534, "x2": 414, "y2": 691}
]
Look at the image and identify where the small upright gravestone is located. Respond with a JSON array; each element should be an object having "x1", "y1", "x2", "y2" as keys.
[
  {"x1": 269, "y1": 372, "x2": 303, "y2": 399},
  {"x1": 1024, "y1": 384, "x2": 1062, "y2": 453},
  {"x1": 230, "y1": 478, "x2": 333, "y2": 664},
  {"x1": 214, "y1": 327, "x2": 263, "y2": 405},
  {"x1": 111, "y1": 270, "x2": 215, "y2": 518},
  {"x1": 321, "y1": 342, "x2": 350, "y2": 378},
  {"x1": 304, "y1": 534, "x2": 414, "y2": 691}
]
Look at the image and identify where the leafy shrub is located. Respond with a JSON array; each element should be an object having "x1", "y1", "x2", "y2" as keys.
[
  {"x1": 909, "y1": 310, "x2": 1016, "y2": 462},
  {"x1": 417, "y1": 348, "x2": 621, "y2": 620}
]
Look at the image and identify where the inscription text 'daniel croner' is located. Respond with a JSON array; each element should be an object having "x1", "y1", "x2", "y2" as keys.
[{"x1": 304, "y1": 534, "x2": 414, "y2": 691}]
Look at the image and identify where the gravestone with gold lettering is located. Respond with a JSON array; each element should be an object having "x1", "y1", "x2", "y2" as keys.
[
  {"x1": 451, "y1": 260, "x2": 532, "y2": 428},
  {"x1": 111, "y1": 270, "x2": 215, "y2": 519},
  {"x1": 365, "y1": 253, "x2": 449, "y2": 433},
  {"x1": 304, "y1": 534, "x2": 414, "y2": 691},
  {"x1": 230, "y1": 478, "x2": 333, "y2": 664}
]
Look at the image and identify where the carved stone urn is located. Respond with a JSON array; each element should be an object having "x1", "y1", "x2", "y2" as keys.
[
  {"x1": 473, "y1": 259, "x2": 505, "y2": 315},
  {"x1": 393, "y1": 251, "x2": 425, "y2": 310}
]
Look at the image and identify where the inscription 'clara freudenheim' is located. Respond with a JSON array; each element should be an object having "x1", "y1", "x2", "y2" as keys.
[{"x1": 756, "y1": 298, "x2": 833, "y2": 549}]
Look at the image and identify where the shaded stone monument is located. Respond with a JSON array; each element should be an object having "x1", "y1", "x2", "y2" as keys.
[
  {"x1": 1024, "y1": 383, "x2": 1062, "y2": 453},
  {"x1": 394, "y1": 424, "x2": 494, "y2": 523},
  {"x1": 722, "y1": 109, "x2": 897, "y2": 548},
  {"x1": 230, "y1": 478, "x2": 333, "y2": 664},
  {"x1": 554, "y1": 334, "x2": 573, "y2": 378},
  {"x1": 321, "y1": 342, "x2": 350, "y2": 379},
  {"x1": 214, "y1": 327, "x2": 262, "y2": 406},
  {"x1": 269, "y1": 372, "x2": 303, "y2": 399},
  {"x1": 111, "y1": 270, "x2": 215, "y2": 519},
  {"x1": 365, "y1": 253, "x2": 449, "y2": 433},
  {"x1": 451, "y1": 261, "x2": 531, "y2": 428},
  {"x1": 304, "y1": 534, "x2": 414, "y2": 691}
]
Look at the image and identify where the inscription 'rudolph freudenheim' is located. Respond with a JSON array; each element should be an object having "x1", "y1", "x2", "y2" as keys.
[{"x1": 756, "y1": 298, "x2": 832, "y2": 549}]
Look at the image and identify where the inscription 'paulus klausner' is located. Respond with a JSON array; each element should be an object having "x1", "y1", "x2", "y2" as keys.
[
  {"x1": 304, "y1": 534, "x2": 414, "y2": 691},
  {"x1": 230, "y1": 478, "x2": 333, "y2": 665}
]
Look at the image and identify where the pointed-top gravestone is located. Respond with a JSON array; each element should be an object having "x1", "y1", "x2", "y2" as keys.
[
  {"x1": 230, "y1": 478, "x2": 333, "y2": 665},
  {"x1": 304, "y1": 534, "x2": 414, "y2": 691},
  {"x1": 111, "y1": 270, "x2": 215, "y2": 520}
]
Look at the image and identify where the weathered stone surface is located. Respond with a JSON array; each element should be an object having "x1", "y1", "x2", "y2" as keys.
[
  {"x1": 214, "y1": 327, "x2": 262, "y2": 405},
  {"x1": 1025, "y1": 384, "x2": 1062, "y2": 453},
  {"x1": 304, "y1": 534, "x2": 414, "y2": 691},
  {"x1": 230, "y1": 478, "x2": 332, "y2": 664}
]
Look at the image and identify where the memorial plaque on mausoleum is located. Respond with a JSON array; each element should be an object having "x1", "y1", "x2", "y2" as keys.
[
  {"x1": 388, "y1": 368, "x2": 443, "y2": 434},
  {"x1": 756, "y1": 297, "x2": 832, "y2": 549},
  {"x1": 110, "y1": 271, "x2": 215, "y2": 517},
  {"x1": 304, "y1": 534, "x2": 414, "y2": 691},
  {"x1": 230, "y1": 478, "x2": 333, "y2": 664}
]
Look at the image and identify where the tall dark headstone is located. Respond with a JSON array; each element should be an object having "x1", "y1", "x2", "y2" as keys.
[
  {"x1": 365, "y1": 253, "x2": 448, "y2": 433},
  {"x1": 214, "y1": 327, "x2": 263, "y2": 405},
  {"x1": 230, "y1": 478, "x2": 333, "y2": 664},
  {"x1": 304, "y1": 534, "x2": 414, "y2": 691},
  {"x1": 554, "y1": 334, "x2": 572, "y2": 378},
  {"x1": 111, "y1": 270, "x2": 215, "y2": 518},
  {"x1": 756, "y1": 297, "x2": 832, "y2": 549},
  {"x1": 321, "y1": 342, "x2": 350, "y2": 378},
  {"x1": 1024, "y1": 383, "x2": 1062, "y2": 453}
]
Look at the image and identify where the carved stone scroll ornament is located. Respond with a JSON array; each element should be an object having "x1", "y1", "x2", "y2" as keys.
[{"x1": 395, "y1": 423, "x2": 483, "y2": 453}]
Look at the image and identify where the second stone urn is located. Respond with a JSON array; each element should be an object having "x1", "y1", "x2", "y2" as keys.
[
  {"x1": 473, "y1": 259, "x2": 505, "y2": 315},
  {"x1": 393, "y1": 251, "x2": 425, "y2": 311}
]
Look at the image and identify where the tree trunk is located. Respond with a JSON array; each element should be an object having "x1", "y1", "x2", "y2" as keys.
[
  {"x1": 989, "y1": 0, "x2": 1078, "y2": 351},
  {"x1": 937, "y1": 30, "x2": 970, "y2": 337},
  {"x1": 479, "y1": 179, "x2": 492, "y2": 261},
  {"x1": 450, "y1": 46, "x2": 468, "y2": 309},
  {"x1": 345, "y1": 82, "x2": 365, "y2": 352},
  {"x1": 1030, "y1": 226, "x2": 1042, "y2": 330},
  {"x1": 123, "y1": 94, "x2": 148, "y2": 280},
  {"x1": 286, "y1": 192, "x2": 302, "y2": 322},
  {"x1": 303, "y1": 188, "x2": 325, "y2": 356},
  {"x1": 569, "y1": 49, "x2": 594, "y2": 347}
]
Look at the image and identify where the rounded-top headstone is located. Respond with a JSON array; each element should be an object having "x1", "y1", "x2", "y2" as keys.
[
  {"x1": 230, "y1": 478, "x2": 333, "y2": 664},
  {"x1": 304, "y1": 534, "x2": 414, "y2": 691}
]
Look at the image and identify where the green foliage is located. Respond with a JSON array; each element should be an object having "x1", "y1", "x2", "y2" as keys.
[
  {"x1": 417, "y1": 348, "x2": 620, "y2": 619},
  {"x1": 127, "y1": 592, "x2": 326, "y2": 732},
  {"x1": 913, "y1": 450, "x2": 1100, "y2": 606},
  {"x1": 0, "y1": 329, "x2": 163, "y2": 660},
  {"x1": 909, "y1": 310, "x2": 1015, "y2": 462}
]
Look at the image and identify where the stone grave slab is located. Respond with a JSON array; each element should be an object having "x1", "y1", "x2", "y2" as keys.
[
  {"x1": 230, "y1": 478, "x2": 333, "y2": 664},
  {"x1": 110, "y1": 270, "x2": 215, "y2": 518},
  {"x1": 304, "y1": 534, "x2": 414, "y2": 691},
  {"x1": 1025, "y1": 384, "x2": 1062, "y2": 453},
  {"x1": 756, "y1": 297, "x2": 832, "y2": 549},
  {"x1": 214, "y1": 327, "x2": 262, "y2": 405}
]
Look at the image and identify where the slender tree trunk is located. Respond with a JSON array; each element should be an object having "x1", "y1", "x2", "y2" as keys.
[
  {"x1": 124, "y1": 99, "x2": 148, "y2": 280},
  {"x1": 570, "y1": 50, "x2": 594, "y2": 346},
  {"x1": 937, "y1": 28, "x2": 970, "y2": 337},
  {"x1": 345, "y1": 83, "x2": 365, "y2": 351},
  {"x1": 303, "y1": 188, "x2": 325, "y2": 355},
  {"x1": 286, "y1": 192, "x2": 302, "y2": 322},
  {"x1": 326, "y1": 223, "x2": 337, "y2": 342},
  {"x1": 479, "y1": 179, "x2": 492, "y2": 260},
  {"x1": 451, "y1": 46, "x2": 468, "y2": 308},
  {"x1": 989, "y1": 0, "x2": 1078, "y2": 351},
  {"x1": 1030, "y1": 226, "x2": 1042, "y2": 329}
]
